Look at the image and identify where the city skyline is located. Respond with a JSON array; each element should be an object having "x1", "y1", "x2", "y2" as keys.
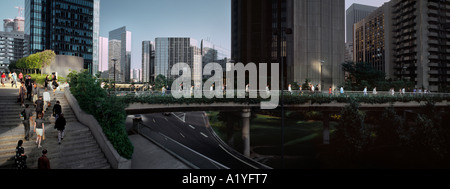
[{"x1": 1, "y1": 0, "x2": 390, "y2": 70}]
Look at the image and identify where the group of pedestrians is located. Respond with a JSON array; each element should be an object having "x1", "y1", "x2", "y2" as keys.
[
  {"x1": 14, "y1": 73, "x2": 66, "y2": 169},
  {"x1": 0, "y1": 72, "x2": 22, "y2": 88}
]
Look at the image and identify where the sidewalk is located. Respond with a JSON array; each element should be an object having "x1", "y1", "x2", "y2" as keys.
[{"x1": 129, "y1": 134, "x2": 190, "y2": 169}]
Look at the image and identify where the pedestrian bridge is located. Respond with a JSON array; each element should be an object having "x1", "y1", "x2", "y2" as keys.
[{"x1": 120, "y1": 90, "x2": 450, "y2": 158}]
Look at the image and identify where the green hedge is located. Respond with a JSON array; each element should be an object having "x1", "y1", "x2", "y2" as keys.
[
  {"x1": 68, "y1": 70, "x2": 134, "y2": 159},
  {"x1": 121, "y1": 92, "x2": 450, "y2": 106}
]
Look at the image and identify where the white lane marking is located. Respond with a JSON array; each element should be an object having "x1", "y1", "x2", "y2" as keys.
[
  {"x1": 200, "y1": 132, "x2": 208, "y2": 138},
  {"x1": 188, "y1": 125, "x2": 195, "y2": 129},
  {"x1": 180, "y1": 133, "x2": 185, "y2": 138},
  {"x1": 153, "y1": 118, "x2": 156, "y2": 123}
]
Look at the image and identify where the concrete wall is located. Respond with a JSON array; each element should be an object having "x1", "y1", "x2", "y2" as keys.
[
  {"x1": 43, "y1": 55, "x2": 84, "y2": 78},
  {"x1": 64, "y1": 87, "x2": 132, "y2": 169}
]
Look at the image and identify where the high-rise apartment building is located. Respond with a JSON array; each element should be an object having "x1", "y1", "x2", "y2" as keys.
[
  {"x1": 391, "y1": 0, "x2": 450, "y2": 92},
  {"x1": 109, "y1": 26, "x2": 131, "y2": 83},
  {"x1": 154, "y1": 37, "x2": 201, "y2": 82},
  {"x1": 232, "y1": 0, "x2": 345, "y2": 90},
  {"x1": 0, "y1": 31, "x2": 25, "y2": 66},
  {"x1": 25, "y1": 0, "x2": 100, "y2": 74},
  {"x1": 142, "y1": 41, "x2": 155, "y2": 83}
]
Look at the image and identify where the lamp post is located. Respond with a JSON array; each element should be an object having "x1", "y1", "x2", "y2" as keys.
[{"x1": 320, "y1": 60, "x2": 325, "y2": 92}]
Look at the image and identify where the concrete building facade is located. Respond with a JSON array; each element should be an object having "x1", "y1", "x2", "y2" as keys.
[{"x1": 232, "y1": 0, "x2": 345, "y2": 91}]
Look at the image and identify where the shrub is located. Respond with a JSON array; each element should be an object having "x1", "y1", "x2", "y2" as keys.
[{"x1": 68, "y1": 70, "x2": 134, "y2": 159}]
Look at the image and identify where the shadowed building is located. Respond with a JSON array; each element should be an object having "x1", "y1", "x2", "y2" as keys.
[{"x1": 232, "y1": 0, "x2": 345, "y2": 90}]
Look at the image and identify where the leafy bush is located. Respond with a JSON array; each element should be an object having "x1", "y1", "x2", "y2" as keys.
[{"x1": 68, "y1": 70, "x2": 134, "y2": 159}]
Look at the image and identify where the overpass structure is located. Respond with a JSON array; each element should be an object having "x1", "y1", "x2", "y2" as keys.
[{"x1": 125, "y1": 95, "x2": 450, "y2": 158}]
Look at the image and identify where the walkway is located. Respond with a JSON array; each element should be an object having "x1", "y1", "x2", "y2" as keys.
[{"x1": 0, "y1": 85, "x2": 110, "y2": 169}]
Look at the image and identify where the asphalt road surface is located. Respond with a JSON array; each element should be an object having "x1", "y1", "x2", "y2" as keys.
[{"x1": 128, "y1": 112, "x2": 269, "y2": 169}]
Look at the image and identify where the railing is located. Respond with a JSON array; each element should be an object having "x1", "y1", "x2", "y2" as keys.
[{"x1": 111, "y1": 89, "x2": 450, "y2": 98}]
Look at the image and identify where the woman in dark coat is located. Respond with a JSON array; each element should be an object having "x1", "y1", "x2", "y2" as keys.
[
  {"x1": 15, "y1": 140, "x2": 27, "y2": 169},
  {"x1": 55, "y1": 113, "x2": 66, "y2": 145}
]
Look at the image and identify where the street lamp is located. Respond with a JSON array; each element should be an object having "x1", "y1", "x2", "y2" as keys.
[{"x1": 320, "y1": 60, "x2": 325, "y2": 92}]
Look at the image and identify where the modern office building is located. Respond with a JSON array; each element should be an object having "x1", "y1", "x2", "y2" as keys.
[
  {"x1": 24, "y1": 0, "x2": 100, "y2": 74},
  {"x1": 142, "y1": 41, "x2": 155, "y2": 83},
  {"x1": 232, "y1": 0, "x2": 345, "y2": 90},
  {"x1": 201, "y1": 39, "x2": 230, "y2": 71},
  {"x1": 108, "y1": 39, "x2": 121, "y2": 82},
  {"x1": 353, "y1": 2, "x2": 394, "y2": 77},
  {"x1": 154, "y1": 37, "x2": 201, "y2": 82},
  {"x1": 346, "y1": 3, "x2": 378, "y2": 43},
  {"x1": 346, "y1": 4, "x2": 378, "y2": 62},
  {"x1": 390, "y1": 0, "x2": 450, "y2": 92},
  {"x1": 109, "y1": 26, "x2": 131, "y2": 83},
  {"x1": 98, "y1": 36, "x2": 108, "y2": 72},
  {"x1": 92, "y1": 0, "x2": 100, "y2": 75},
  {"x1": 132, "y1": 68, "x2": 142, "y2": 83}
]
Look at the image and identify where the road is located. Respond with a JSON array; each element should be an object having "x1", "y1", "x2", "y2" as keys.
[{"x1": 127, "y1": 112, "x2": 270, "y2": 169}]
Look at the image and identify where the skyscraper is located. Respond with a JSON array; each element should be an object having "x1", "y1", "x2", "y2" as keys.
[
  {"x1": 390, "y1": 0, "x2": 450, "y2": 92},
  {"x1": 346, "y1": 3, "x2": 378, "y2": 43},
  {"x1": 109, "y1": 26, "x2": 131, "y2": 83},
  {"x1": 98, "y1": 36, "x2": 108, "y2": 72},
  {"x1": 142, "y1": 41, "x2": 155, "y2": 83},
  {"x1": 232, "y1": 0, "x2": 345, "y2": 90},
  {"x1": 154, "y1": 37, "x2": 201, "y2": 82},
  {"x1": 25, "y1": 0, "x2": 100, "y2": 74},
  {"x1": 353, "y1": 2, "x2": 393, "y2": 77},
  {"x1": 345, "y1": 4, "x2": 378, "y2": 62}
]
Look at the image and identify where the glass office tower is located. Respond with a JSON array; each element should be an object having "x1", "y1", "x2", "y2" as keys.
[{"x1": 25, "y1": 0, "x2": 99, "y2": 74}]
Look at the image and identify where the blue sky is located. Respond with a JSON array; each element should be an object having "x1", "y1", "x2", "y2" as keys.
[{"x1": 1, "y1": 0, "x2": 389, "y2": 70}]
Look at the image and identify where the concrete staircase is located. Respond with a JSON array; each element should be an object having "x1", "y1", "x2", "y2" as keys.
[{"x1": 0, "y1": 88, "x2": 111, "y2": 169}]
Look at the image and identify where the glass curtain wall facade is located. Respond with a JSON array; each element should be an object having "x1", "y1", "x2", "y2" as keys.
[
  {"x1": 109, "y1": 26, "x2": 131, "y2": 83},
  {"x1": 142, "y1": 41, "x2": 155, "y2": 83},
  {"x1": 25, "y1": 0, "x2": 97, "y2": 74}
]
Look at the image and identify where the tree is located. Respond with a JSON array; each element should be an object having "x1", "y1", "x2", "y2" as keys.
[
  {"x1": 342, "y1": 62, "x2": 386, "y2": 91},
  {"x1": 333, "y1": 98, "x2": 372, "y2": 157},
  {"x1": 154, "y1": 74, "x2": 167, "y2": 90},
  {"x1": 39, "y1": 50, "x2": 56, "y2": 75}
]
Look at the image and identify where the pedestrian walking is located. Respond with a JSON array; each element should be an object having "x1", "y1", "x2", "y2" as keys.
[
  {"x1": 329, "y1": 86, "x2": 332, "y2": 95},
  {"x1": 18, "y1": 72, "x2": 23, "y2": 82},
  {"x1": 15, "y1": 140, "x2": 27, "y2": 169},
  {"x1": 55, "y1": 113, "x2": 66, "y2": 145},
  {"x1": 11, "y1": 72, "x2": 17, "y2": 88},
  {"x1": 35, "y1": 96, "x2": 44, "y2": 117},
  {"x1": 52, "y1": 101, "x2": 62, "y2": 120},
  {"x1": 34, "y1": 112, "x2": 45, "y2": 148},
  {"x1": 363, "y1": 86, "x2": 368, "y2": 96},
  {"x1": 43, "y1": 88, "x2": 51, "y2": 111},
  {"x1": 32, "y1": 83, "x2": 39, "y2": 103},
  {"x1": 21, "y1": 104, "x2": 34, "y2": 141},
  {"x1": 373, "y1": 87, "x2": 377, "y2": 95},
  {"x1": 1, "y1": 72, "x2": 5, "y2": 87},
  {"x1": 26, "y1": 75, "x2": 33, "y2": 101},
  {"x1": 340, "y1": 87, "x2": 344, "y2": 95},
  {"x1": 51, "y1": 74, "x2": 58, "y2": 95},
  {"x1": 19, "y1": 82, "x2": 26, "y2": 107},
  {"x1": 38, "y1": 149, "x2": 50, "y2": 169}
]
